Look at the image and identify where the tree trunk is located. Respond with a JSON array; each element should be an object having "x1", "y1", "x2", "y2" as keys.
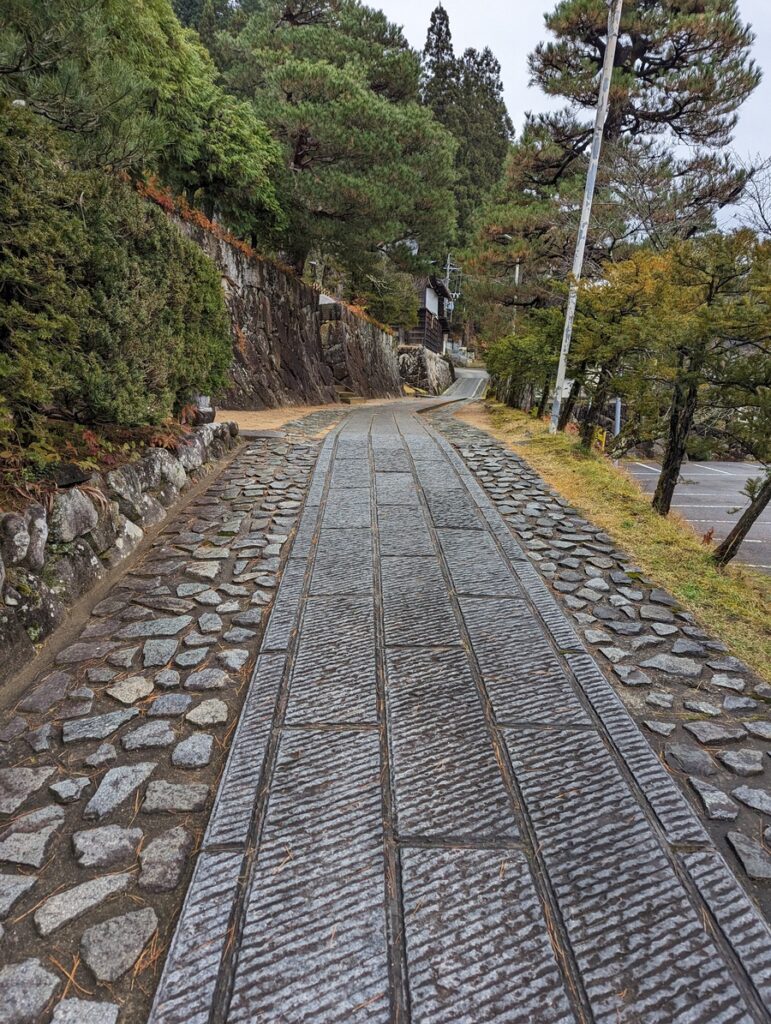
[
  {"x1": 713, "y1": 474, "x2": 771, "y2": 566},
  {"x1": 557, "y1": 361, "x2": 587, "y2": 431},
  {"x1": 652, "y1": 375, "x2": 699, "y2": 516},
  {"x1": 580, "y1": 363, "x2": 613, "y2": 448},
  {"x1": 536, "y1": 377, "x2": 550, "y2": 418}
]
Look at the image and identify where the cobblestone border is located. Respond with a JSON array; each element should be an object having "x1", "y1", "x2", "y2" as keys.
[
  {"x1": 0, "y1": 412, "x2": 342, "y2": 1024},
  {"x1": 428, "y1": 407, "x2": 771, "y2": 913}
]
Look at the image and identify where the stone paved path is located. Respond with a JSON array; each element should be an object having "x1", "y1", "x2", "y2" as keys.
[
  {"x1": 0, "y1": 414, "x2": 339, "y2": 1024},
  {"x1": 148, "y1": 406, "x2": 771, "y2": 1024}
]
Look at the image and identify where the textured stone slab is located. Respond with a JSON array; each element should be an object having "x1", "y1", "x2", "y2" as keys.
[
  {"x1": 423, "y1": 486, "x2": 484, "y2": 530},
  {"x1": 148, "y1": 850, "x2": 243, "y2": 1024},
  {"x1": 681, "y1": 850, "x2": 771, "y2": 1006},
  {"x1": 402, "y1": 846, "x2": 574, "y2": 1023},
  {"x1": 505, "y1": 726, "x2": 754, "y2": 1021},
  {"x1": 286, "y1": 595, "x2": 377, "y2": 725},
  {"x1": 377, "y1": 504, "x2": 433, "y2": 557},
  {"x1": 460, "y1": 596, "x2": 590, "y2": 726},
  {"x1": 205, "y1": 654, "x2": 283, "y2": 846},
  {"x1": 227, "y1": 729, "x2": 389, "y2": 1024},
  {"x1": 565, "y1": 652, "x2": 707, "y2": 845},
  {"x1": 310, "y1": 528, "x2": 373, "y2": 596},
  {"x1": 437, "y1": 529, "x2": 519, "y2": 595},
  {"x1": 262, "y1": 558, "x2": 305, "y2": 650},
  {"x1": 375, "y1": 472, "x2": 419, "y2": 507},
  {"x1": 106, "y1": 675, "x2": 154, "y2": 705},
  {"x1": 386, "y1": 646, "x2": 517, "y2": 841},
  {"x1": 380, "y1": 556, "x2": 460, "y2": 647},
  {"x1": 323, "y1": 486, "x2": 372, "y2": 528}
]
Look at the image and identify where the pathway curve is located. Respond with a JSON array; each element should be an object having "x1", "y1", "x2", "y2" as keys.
[{"x1": 150, "y1": 405, "x2": 771, "y2": 1024}]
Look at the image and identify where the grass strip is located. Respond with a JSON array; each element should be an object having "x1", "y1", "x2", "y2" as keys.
[{"x1": 457, "y1": 401, "x2": 770, "y2": 682}]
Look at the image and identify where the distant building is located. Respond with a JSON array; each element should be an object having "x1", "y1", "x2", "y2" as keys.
[{"x1": 402, "y1": 276, "x2": 453, "y2": 354}]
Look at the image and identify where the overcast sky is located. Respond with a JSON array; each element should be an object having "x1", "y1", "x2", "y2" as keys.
[{"x1": 378, "y1": 0, "x2": 771, "y2": 162}]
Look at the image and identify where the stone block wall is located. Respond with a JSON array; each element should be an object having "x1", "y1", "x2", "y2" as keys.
[
  {"x1": 0, "y1": 423, "x2": 238, "y2": 689},
  {"x1": 176, "y1": 219, "x2": 337, "y2": 410},
  {"x1": 398, "y1": 344, "x2": 454, "y2": 395},
  {"x1": 319, "y1": 302, "x2": 403, "y2": 398}
]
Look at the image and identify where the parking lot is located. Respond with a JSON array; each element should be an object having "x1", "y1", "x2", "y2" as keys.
[{"x1": 625, "y1": 460, "x2": 771, "y2": 574}]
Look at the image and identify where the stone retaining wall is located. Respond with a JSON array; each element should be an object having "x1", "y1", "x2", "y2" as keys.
[
  {"x1": 319, "y1": 301, "x2": 403, "y2": 397},
  {"x1": 398, "y1": 344, "x2": 454, "y2": 395},
  {"x1": 0, "y1": 423, "x2": 238, "y2": 690},
  {"x1": 176, "y1": 219, "x2": 337, "y2": 409}
]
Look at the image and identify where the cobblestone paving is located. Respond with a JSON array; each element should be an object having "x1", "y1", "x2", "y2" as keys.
[
  {"x1": 429, "y1": 407, "x2": 771, "y2": 908},
  {"x1": 0, "y1": 412, "x2": 342, "y2": 1024},
  {"x1": 143, "y1": 405, "x2": 770, "y2": 1024}
]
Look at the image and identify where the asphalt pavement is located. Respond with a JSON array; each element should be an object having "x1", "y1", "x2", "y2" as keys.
[
  {"x1": 443, "y1": 367, "x2": 489, "y2": 400},
  {"x1": 625, "y1": 460, "x2": 771, "y2": 574}
]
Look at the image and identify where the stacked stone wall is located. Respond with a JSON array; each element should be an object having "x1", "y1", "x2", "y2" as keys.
[
  {"x1": 397, "y1": 344, "x2": 455, "y2": 395},
  {"x1": 319, "y1": 302, "x2": 403, "y2": 397},
  {"x1": 0, "y1": 423, "x2": 238, "y2": 689}
]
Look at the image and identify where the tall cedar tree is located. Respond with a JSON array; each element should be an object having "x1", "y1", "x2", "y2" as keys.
[
  {"x1": 421, "y1": 5, "x2": 512, "y2": 242},
  {"x1": 220, "y1": 0, "x2": 456, "y2": 274}
]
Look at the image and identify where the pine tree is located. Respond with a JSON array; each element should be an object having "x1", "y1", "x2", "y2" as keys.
[
  {"x1": 530, "y1": 0, "x2": 760, "y2": 147},
  {"x1": 171, "y1": 0, "x2": 203, "y2": 26},
  {"x1": 220, "y1": 0, "x2": 456, "y2": 273}
]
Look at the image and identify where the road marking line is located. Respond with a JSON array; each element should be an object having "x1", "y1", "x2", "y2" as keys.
[
  {"x1": 684, "y1": 465, "x2": 734, "y2": 476},
  {"x1": 631, "y1": 462, "x2": 660, "y2": 473}
]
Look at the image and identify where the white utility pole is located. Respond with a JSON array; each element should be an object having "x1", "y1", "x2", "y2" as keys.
[{"x1": 549, "y1": 0, "x2": 623, "y2": 433}]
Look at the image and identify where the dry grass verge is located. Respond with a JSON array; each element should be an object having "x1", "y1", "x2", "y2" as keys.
[{"x1": 457, "y1": 401, "x2": 771, "y2": 681}]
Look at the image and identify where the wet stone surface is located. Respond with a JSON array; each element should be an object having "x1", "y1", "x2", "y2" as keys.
[{"x1": 0, "y1": 418, "x2": 328, "y2": 1023}]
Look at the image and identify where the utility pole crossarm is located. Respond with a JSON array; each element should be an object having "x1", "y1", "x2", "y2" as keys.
[{"x1": 549, "y1": 0, "x2": 624, "y2": 434}]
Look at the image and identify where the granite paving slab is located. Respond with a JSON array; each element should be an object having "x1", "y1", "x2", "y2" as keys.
[{"x1": 150, "y1": 404, "x2": 771, "y2": 1024}]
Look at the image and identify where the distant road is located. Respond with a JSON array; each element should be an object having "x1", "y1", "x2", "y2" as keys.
[
  {"x1": 443, "y1": 367, "x2": 489, "y2": 400},
  {"x1": 625, "y1": 460, "x2": 771, "y2": 575}
]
